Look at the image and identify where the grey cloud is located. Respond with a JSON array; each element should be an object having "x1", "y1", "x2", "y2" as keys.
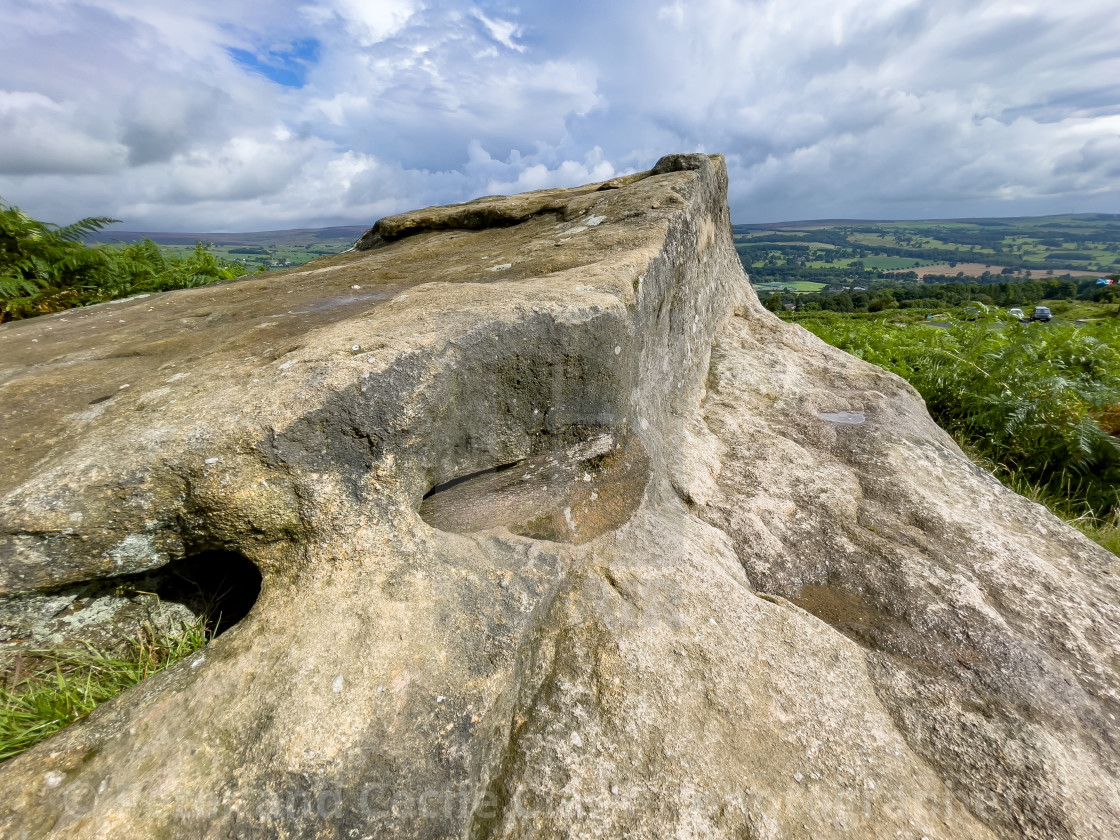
[
  {"x1": 1054, "y1": 137, "x2": 1120, "y2": 179},
  {"x1": 120, "y1": 86, "x2": 240, "y2": 166},
  {"x1": 0, "y1": 94, "x2": 127, "y2": 175}
]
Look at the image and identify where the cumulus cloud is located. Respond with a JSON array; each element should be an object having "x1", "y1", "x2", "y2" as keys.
[
  {"x1": 0, "y1": 92, "x2": 127, "y2": 174},
  {"x1": 0, "y1": 0, "x2": 1117, "y2": 229}
]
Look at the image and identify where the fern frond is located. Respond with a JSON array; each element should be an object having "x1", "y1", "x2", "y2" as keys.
[{"x1": 51, "y1": 216, "x2": 121, "y2": 243}]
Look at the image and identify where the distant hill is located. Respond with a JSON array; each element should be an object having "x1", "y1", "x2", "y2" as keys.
[
  {"x1": 87, "y1": 225, "x2": 368, "y2": 248},
  {"x1": 86, "y1": 226, "x2": 370, "y2": 271},
  {"x1": 735, "y1": 213, "x2": 1120, "y2": 233}
]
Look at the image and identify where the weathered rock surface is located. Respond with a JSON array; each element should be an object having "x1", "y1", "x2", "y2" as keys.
[{"x1": 0, "y1": 154, "x2": 1117, "y2": 839}]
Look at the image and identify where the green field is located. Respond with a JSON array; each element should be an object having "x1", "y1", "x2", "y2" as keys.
[
  {"x1": 737, "y1": 213, "x2": 1120, "y2": 288},
  {"x1": 859, "y1": 255, "x2": 933, "y2": 270},
  {"x1": 752, "y1": 280, "x2": 828, "y2": 293}
]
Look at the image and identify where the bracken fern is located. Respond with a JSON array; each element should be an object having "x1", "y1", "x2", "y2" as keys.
[{"x1": 1, "y1": 200, "x2": 247, "y2": 321}]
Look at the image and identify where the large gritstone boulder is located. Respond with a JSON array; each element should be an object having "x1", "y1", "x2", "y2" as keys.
[{"x1": 0, "y1": 154, "x2": 1117, "y2": 839}]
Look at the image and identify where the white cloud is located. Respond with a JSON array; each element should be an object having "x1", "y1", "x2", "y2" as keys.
[
  {"x1": 0, "y1": 0, "x2": 1118, "y2": 229},
  {"x1": 305, "y1": 0, "x2": 420, "y2": 46},
  {"x1": 470, "y1": 143, "x2": 619, "y2": 194},
  {"x1": 473, "y1": 10, "x2": 526, "y2": 52},
  {"x1": 656, "y1": 3, "x2": 685, "y2": 27}
]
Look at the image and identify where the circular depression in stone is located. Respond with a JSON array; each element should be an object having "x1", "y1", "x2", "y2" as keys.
[{"x1": 419, "y1": 427, "x2": 649, "y2": 544}]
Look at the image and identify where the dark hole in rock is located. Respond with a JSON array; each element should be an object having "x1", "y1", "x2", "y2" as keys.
[
  {"x1": 140, "y1": 550, "x2": 262, "y2": 636},
  {"x1": 0, "y1": 550, "x2": 262, "y2": 673},
  {"x1": 419, "y1": 429, "x2": 650, "y2": 544}
]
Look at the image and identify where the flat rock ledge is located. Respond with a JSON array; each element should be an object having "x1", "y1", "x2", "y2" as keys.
[{"x1": 0, "y1": 154, "x2": 1118, "y2": 840}]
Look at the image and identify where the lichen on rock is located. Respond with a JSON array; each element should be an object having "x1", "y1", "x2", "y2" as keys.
[{"x1": 0, "y1": 153, "x2": 1118, "y2": 839}]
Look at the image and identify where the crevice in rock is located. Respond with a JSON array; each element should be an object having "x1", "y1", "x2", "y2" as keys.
[
  {"x1": 356, "y1": 203, "x2": 569, "y2": 251},
  {"x1": 422, "y1": 459, "x2": 525, "y2": 501}
]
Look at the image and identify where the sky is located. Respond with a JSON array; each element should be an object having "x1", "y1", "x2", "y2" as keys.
[{"x1": 1, "y1": 0, "x2": 1119, "y2": 231}]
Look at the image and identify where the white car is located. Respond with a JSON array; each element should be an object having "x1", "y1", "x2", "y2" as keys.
[{"x1": 1008, "y1": 308, "x2": 1025, "y2": 319}]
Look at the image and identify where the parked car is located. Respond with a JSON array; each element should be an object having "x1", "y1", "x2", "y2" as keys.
[
  {"x1": 1031, "y1": 306, "x2": 1053, "y2": 322},
  {"x1": 1008, "y1": 308, "x2": 1025, "y2": 319}
]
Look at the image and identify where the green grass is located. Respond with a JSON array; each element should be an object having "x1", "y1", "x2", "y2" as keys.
[
  {"x1": 859, "y1": 255, "x2": 930, "y2": 270},
  {"x1": 153, "y1": 243, "x2": 348, "y2": 270},
  {"x1": 2, "y1": 210, "x2": 251, "y2": 321},
  {"x1": 951, "y1": 433, "x2": 1120, "y2": 553},
  {"x1": 753, "y1": 280, "x2": 828, "y2": 293},
  {"x1": 1075, "y1": 510, "x2": 1120, "y2": 555},
  {"x1": 2, "y1": 202, "x2": 364, "y2": 320},
  {"x1": 0, "y1": 617, "x2": 208, "y2": 762}
]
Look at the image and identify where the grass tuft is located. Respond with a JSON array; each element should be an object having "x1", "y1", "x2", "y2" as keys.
[
  {"x1": 1074, "y1": 511, "x2": 1120, "y2": 556},
  {"x1": 0, "y1": 617, "x2": 209, "y2": 762}
]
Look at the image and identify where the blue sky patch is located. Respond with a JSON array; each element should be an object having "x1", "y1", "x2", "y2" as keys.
[{"x1": 227, "y1": 38, "x2": 321, "y2": 88}]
